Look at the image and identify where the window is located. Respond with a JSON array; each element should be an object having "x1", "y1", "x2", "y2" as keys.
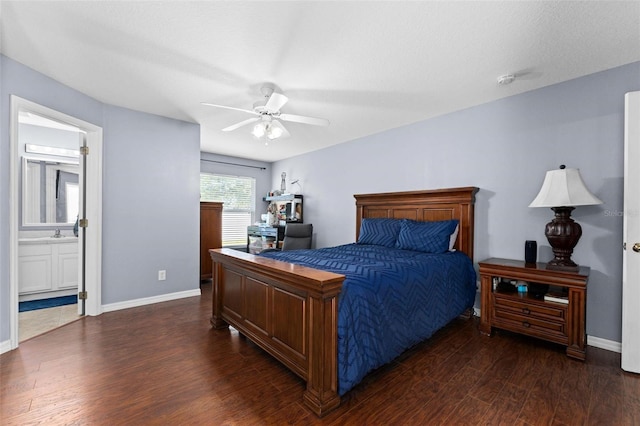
[{"x1": 200, "y1": 173, "x2": 256, "y2": 247}]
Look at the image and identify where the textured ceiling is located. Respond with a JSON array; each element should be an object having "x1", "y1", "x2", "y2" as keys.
[{"x1": 2, "y1": 1, "x2": 639, "y2": 162}]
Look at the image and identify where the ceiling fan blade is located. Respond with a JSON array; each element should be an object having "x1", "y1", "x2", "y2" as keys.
[
  {"x1": 268, "y1": 120, "x2": 290, "y2": 139},
  {"x1": 279, "y1": 113, "x2": 329, "y2": 127},
  {"x1": 201, "y1": 102, "x2": 258, "y2": 116},
  {"x1": 265, "y1": 92, "x2": 288, "y2": 111},
  {"x1": 222, "y1": 117, "x2": 260, "y2": 132}
]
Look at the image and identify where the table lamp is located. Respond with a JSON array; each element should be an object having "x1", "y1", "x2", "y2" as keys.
[{"x1": 529, "y1": 165, "x2": 602, "y2": 271}]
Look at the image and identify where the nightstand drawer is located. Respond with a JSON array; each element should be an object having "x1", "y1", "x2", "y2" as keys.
[
  {"x1": 493, "y1": 294, "x2": 566, "y2": 323},
  {"x1": 493, "y1": 307, "x2": 566, "y2": 335},
  {"x1": 492, "y1": 293, "x2": 568, "y2": 342}
]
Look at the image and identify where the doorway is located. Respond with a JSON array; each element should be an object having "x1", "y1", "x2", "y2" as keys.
[
  {"x1": 18, "y1": 117, "x2": 83, "y2": 341},
  {"x1": 9, "y1": 96, "x2": 103, "y2": 349}
]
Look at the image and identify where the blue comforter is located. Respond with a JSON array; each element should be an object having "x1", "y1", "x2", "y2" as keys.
[{"x1": 260, "y1": 243, "x2": 476, "y2": 395}]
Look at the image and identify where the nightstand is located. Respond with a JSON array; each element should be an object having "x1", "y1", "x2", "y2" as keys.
[{"x1": 478, "y1": 257, "x2": 589, "y2": 360}]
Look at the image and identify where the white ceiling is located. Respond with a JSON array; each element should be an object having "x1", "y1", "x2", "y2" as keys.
[{"x1": 2, "y1": 1, "x2": 639, "y2": 162}]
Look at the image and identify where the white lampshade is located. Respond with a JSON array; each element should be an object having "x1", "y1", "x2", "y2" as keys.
[{"x1": 529, "y1": 167, "x2": 603, "y2": 208}]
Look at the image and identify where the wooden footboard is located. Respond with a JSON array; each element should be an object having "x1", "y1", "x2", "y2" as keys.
[{"x1": 209, "y1": 248, "x2": 345, "y2": 416}]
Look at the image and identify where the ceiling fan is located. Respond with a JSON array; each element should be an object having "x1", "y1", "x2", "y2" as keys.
[{"x1": 202, "y1": 85, "x2": 329, "y2": 141}]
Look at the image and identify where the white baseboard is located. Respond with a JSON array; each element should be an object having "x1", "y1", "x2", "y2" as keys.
[
  {"x1": 587, "y1": 335, "x2": 621, "y2": 353},
  {"x1": 0, "y1": 339, "x2": 12, "y2": 355},
  {"x1": 101, "y1": 288, "x2": 201, "y2": 313}
]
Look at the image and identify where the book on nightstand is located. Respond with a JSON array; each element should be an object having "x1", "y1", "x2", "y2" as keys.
[{"x1": 544, "y1": 291, "x2": 569, "y2": 304}]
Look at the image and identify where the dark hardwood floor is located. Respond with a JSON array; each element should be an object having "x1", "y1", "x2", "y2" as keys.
[{"x1": 2, "y1": 282, "x2": 639, "y2": 425}]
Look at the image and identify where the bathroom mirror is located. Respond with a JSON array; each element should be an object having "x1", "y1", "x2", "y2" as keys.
[{"x1": 22, "y1": 157, "x2": 79, "y2": 226}]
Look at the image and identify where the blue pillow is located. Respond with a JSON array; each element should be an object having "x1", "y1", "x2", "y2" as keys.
[
  {"x1": 357, "y1": 218, "x2": 402, "y2": 248},
  {"x1": 396, "y1": 219, "x2": 459, "y2": 253}
]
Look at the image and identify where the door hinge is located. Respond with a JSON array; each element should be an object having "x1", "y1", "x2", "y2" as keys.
[
  {"x1": 79, "y1": 218, "x2": 88, "y2": 228},
  {"x1": 78, "y1": 291, "x2": 88, "y2": 300},
  {"x1": 80, "y1": 146, "x2": 89, "y2": 155}
]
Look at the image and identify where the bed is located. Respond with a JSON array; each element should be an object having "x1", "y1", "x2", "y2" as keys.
[{"x1": 209, "y1": 187, "x2": 478, "y2": 416}]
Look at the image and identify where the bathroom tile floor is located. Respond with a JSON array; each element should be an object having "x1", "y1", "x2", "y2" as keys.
[{"x1": 19, "y1": 304, "x2": 81, "y2": 342}]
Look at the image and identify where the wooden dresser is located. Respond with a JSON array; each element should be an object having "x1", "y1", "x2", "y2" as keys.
[
  {"x1": 479, "y1": 257, "x2": 589, "y2": 360},
  {"x1": 200, "y1": 202, "x2": 223, "y2": 281}
]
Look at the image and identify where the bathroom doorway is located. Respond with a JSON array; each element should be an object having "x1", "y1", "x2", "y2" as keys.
[
  {"x1": 9, "y1": 96, "x2": 103, "y2": 348},
  {"x1": 17, "y1": 119, "x2": 83, "y2": 342}
]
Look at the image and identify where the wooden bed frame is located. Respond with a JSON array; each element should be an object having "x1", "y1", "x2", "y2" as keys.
[{"x1": 209, "y1": 187, "x2": 478, "y2": 416}]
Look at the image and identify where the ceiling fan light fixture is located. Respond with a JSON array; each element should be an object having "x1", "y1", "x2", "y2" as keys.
[
  {"x1": 203, "y1": 86, "x2": 327, "y2": 140},
  {"x1": 252, "y1": 121, "x2": 283, "y2": 140},
  {"x1": 267, "y1": 124, "x2": 283, "y2": 140},
  {"x1": 251, "y1": 122, "x2": 266, "y2": 138}
]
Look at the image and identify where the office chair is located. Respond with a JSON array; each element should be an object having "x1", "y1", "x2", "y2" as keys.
[{"x1": 262, "y1": 223, "x2": 313, "y2": 253}]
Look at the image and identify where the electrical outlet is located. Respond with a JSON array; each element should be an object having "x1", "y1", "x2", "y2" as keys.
[{"x1": 158, "y1": 270, "x2": 166, "y2": 281}]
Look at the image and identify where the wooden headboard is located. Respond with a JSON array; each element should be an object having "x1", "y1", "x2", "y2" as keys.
[{"x1": 354, "y1": 187, "x2": 479, "y2": 260}]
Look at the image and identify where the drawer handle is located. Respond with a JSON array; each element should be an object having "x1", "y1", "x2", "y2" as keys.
[
  {"x1": 522, "y1": 321, "x2": 531, "y2": 328},
  {"x1": 522, "y1": 308, "x2": 530, "y2": 315}
]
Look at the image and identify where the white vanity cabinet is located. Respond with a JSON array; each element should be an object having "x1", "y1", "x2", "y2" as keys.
[{"x1": 18, "y1": 238, "x2": 79, "y2": 296}]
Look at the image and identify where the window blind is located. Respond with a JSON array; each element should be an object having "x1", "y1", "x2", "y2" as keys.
[{"x1": 200, "y1": 173, "x2": 256, "y2": 247}]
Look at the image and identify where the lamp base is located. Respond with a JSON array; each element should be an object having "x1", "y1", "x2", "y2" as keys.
[{"x1": 544, "y1": 207, "x2": 582, "y2": 272}]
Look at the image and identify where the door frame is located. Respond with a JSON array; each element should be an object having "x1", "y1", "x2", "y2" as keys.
[{"x1": 9, "y1": 95, "x2": 103, "y2": 349}]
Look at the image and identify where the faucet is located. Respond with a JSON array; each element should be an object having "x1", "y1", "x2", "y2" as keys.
[{"x1": 53, "y1": 228, "x2": 61, "y2": 238}]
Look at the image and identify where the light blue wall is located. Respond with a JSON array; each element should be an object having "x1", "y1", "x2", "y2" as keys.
[
  {"x1": 1, "y1": 55, "x2": 200, "y2": 343},
  {"x1": 19, "y1": 123, "x2": 80, "y2": 152},
  {"x1": 273, "y1": 61, "x2": 640, "y2": 343},
  {"x1": 101, "y1": 105, "x2": 200, "y2": 303}
]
